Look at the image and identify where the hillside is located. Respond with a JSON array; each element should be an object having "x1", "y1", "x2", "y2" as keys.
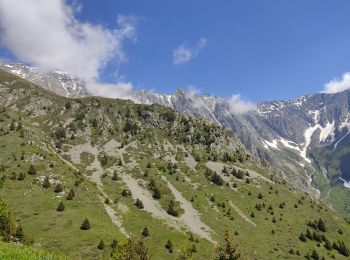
[
  {"x1": 5, "y1": 63, "x2": 350, "y2": 218},
  {"x1": 0, "y1": 241, "x2": 66, "y2": 260},
  {"x1": 1, "y1": 69, "x2": 350, "y2": 259}
]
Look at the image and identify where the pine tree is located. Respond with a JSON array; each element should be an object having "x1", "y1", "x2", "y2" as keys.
[
  {"x1": 27, "y1": 164, "x2": 36, "y2": 175},
  {"x1": 135, "y1": 199, "x2": 144, "y2": 209},
  {"x1": 306, "y1": 228, "x2": 313, "y2": 240},
  {"x1": 167, "y1": 200, "x2": 179, "y2": 217},
  {"x1": 215, "y1": 230, "x2": 241, "y2": 259},
  {"x1": 97, "y1": 239, "x2": 105, "y2": 250},
  {"x1": 299, "y1": 233, "x2": 307, "y2": 242},
  {"x1": 112, "y1": 170, "x2": 118, "y2": 181},
  {"x1": 165, "y1": 239, "x2": 173, "y2": 253},
  {"x1": 15, "y1": 225, "x2": 24, "y2": 241},
  {"x1": 17, "y1": 172, "x2": 25, "y2": 181},
  {"x1": 317, "y1": 218, "x2": 326, "y2": 232},
  {"x1": 153, "y1": 187, "x2": 161, "y2": 199},
  {"x1": 111, "y1": 239, "x2": 118, "y2": 249},
  {"x1": 66, "y1": 189, "x2": 75, "y2": 200},
  {"x1": 42, "y1": 176, "x2": 50, "y2": 188},
  {"x1": 338, "y1": 241, "x2": 350, "y2": 256},
  {"x1": 56, "y1": 201, "x2": 65, "y2": 212},
  {"x1": 191, "y1": 244, "x2": 197, "y2": 253},
  {"x1": 311, "y1": 249, "x2": 320, "y2": 260},
  {"x1": 142, "y1": 227, "x2": 149, "y2": 237},
  {"x1": 9, "y1": 121, "x2": 15, "y2": 131},
  {"x1": 54, "y1": 183, "x2": 63, "y2": 193},
  {"x1": 80, "y1": 218, "x2": 91, "y2": 230},
  {"x1": 324, "y1": 239, "x2": 332, "y2": 250}
]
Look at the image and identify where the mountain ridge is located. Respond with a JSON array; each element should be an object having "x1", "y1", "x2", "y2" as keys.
[{"x1": 2, "y1": 63, "x2": 350, "y2": 216}]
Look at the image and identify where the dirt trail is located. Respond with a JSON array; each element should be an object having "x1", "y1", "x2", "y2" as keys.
[
  {"x1": 228, "y1": 200, "x2": 256, "y2": 227},
  {"x1": 161, "y1": 176, "x2": 214, "y2": 243}
]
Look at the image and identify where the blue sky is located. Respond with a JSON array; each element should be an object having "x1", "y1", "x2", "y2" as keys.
[{"x1": 1, "y1": 0, "x2": 350, "y2": 102}]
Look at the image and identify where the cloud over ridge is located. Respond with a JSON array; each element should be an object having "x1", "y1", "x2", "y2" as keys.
[
  {"x1": 323, "y1": 72, "x2": 350, "y2": 94},
  {"x1": 228, "y1": 94, "x2": 256, "y2": 114},
  {"x1": 0, "y1": 0, "x2": 137, "y2": 98}
]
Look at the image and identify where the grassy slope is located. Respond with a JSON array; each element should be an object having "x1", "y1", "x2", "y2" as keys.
[
  {"x1": 0, "y1": 241, "x2": 66, "y2": 260},
  {"x1": 0, "y1": 70, "x2": 350, "y2": 259}
]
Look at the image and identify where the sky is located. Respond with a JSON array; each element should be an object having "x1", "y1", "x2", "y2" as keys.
[{"x1": 0, "y1": 0, "x2": 350, "y2": 104}]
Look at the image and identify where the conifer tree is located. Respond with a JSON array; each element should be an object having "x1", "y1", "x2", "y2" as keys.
[
  {"x1": 317, "y1": 218, "x2": 326, "y2": 232},
  {"x1": 56, "y1": 201, "x2": 65, "y2": 212},
  {"x1": 142, "y1": 227, "x2": 149, "y2": 237},
  {"x1": 111, "y1": 239, "x2": 118, "y2": 249},
  {"x1": 66, "y1": 189, "x2": 75, "y2": 200},
  {"x1": 17, "y1": 172, "x2": 25, "y2": 181},
  {"x1": 42, "y1": 176, "x2": 50, "y2": 188},
  {"x1": 80, "y1": 218, "x2": 90, "y2": 230},
  {"x1": 27, "y1": 164, "x2": 36, "y2": 175},
  {"x1": 167, "y1": 200, "x2": 178, "y2": 217},
  {"x1": 112, "y1": 170, "x2": 118, "y2": 181},
  {"x1": 165, "y1": 239, "x2": 173, "y2": 253},
  {"x1": 153, "y1": 187, "x2": 161, "y2": 199},
  {"x1": 97, "y1": 239, "x2": 105, "y2": 250},
  {"x1": 299, "y1": 233, "x2": 307, "y2": 242},
  {"x1": 215, "y1": 230, "x2": 241, "y2": 259},
  {"x1": 54, "y1": 183, "x2": 63, "y2": 193},
  {"x1": 135, "y1": 199, "x2": 144, "y2": 209}
]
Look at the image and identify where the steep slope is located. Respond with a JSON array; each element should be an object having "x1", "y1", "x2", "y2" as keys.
[
  {"x1": 2, "y1": 63, "x2": 350, "y2": 217},
  {"x1": 1, "y1": 70, "x2": 350, "y2": 259},
  {"x1": 134, "y1": 88, "x2": 350, "y2": 217}
]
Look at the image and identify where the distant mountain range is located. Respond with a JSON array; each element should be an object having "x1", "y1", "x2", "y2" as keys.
[{"x1": 2, "y1": 62, "x2": 350, "y2": 215}]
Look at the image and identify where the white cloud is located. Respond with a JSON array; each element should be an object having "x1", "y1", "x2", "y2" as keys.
[
  {"x1": 88, "y1": 82, "x2": 134, "y2": 100},
  {"x1": 0, "y1": 0, "x2": 137, "y2": 97},
  {"x1": 323, "y1": 72, "x2": 350, "y2": 94},
  {"x1": 228, "y1": 94, "x2": 256, "y2": 114},
  {"x1": 173, "y1": 38, "x2": 207, "y2": 64}
]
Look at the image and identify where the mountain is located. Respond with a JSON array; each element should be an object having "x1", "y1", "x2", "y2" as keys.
[
  {"x1": 2, "y1": 69, "x2": 350, "y2": 259},
  {"x1": 2, "y1": 63, "x2": 350, "y2": 217},
  {"x1": 0, "y1": 62, "x2": 88, "y2": 98},
  {"x1": 136, "y1": 88, "x2": 350, "y2": 216}
]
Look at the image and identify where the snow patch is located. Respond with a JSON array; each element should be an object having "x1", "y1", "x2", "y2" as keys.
[
  {"x1": 319, "y1": 121, "x2": 335, "y2": 143},
  {"x1": 300, "y1": 125, "x2": 319, "y2": 163},
  {"x1": 264, "y1": 139, "x2": 278, "y2": 149}
]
